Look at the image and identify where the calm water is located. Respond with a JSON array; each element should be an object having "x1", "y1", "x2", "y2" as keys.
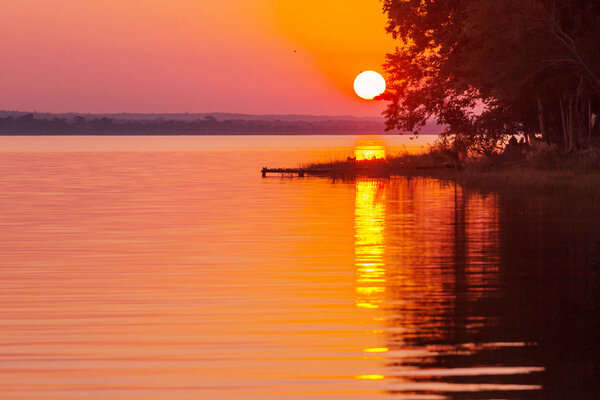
[{"x1": 0, "y1": 136, "x2": 598, "y2": 400}]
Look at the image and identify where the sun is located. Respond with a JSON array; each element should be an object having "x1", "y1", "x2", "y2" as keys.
[{"x1": 353, "y1": 71, "x2": 386, "y2": 100}]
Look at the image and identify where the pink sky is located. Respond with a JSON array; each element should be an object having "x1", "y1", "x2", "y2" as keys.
[{"x1": 1, "y1": 0, "x2": 396, "y2": 116}]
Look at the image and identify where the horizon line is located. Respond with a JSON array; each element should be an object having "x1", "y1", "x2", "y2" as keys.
[{"x1": 0, "y1": 110, "x2": 386, "y2": 119}]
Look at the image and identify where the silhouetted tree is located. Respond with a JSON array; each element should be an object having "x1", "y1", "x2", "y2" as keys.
[{"x1": 381, "y1": 0, "x2": 600, "y2": 152}]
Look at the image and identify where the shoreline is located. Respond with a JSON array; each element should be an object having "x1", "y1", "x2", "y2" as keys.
[{"x1": 271, "y1": 152, "x2": 600, "y2": 195}]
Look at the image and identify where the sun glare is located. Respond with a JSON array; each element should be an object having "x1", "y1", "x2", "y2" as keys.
[
  {"x1": 354, "y1": 140, "x2": 386, "y2": 160},
  {"x1": 353, "y1": 71, "x2": 386, "y2": 100}
]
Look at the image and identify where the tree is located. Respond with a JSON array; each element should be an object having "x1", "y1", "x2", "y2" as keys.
[{"x1": 381, "y1": 0, "x2": 600, "y2": 152}]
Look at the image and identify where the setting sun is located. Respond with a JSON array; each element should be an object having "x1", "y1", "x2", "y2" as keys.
[{"x1": 353, "y1": 71, "x2": 386, "y2": 100}]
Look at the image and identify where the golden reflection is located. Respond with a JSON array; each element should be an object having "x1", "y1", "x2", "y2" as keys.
[
  {"x1": 355, "y1": 179, "x2": 386, "y2": 310},
  {"x1": 354, "y1": 139, "x2": 386, "y2": 160},
  {"x1": 355, "y1": 374, "x2": 386, "y2": 380},
  {"x1": 364, "y1": 347, "x2": 389, "y2": 353}
]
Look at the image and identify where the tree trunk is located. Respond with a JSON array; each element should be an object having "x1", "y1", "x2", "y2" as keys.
[
  {"x1": 588, "y1": 97, "x2": 592, "y2": 148},
  {"x1": 560, "y1": 97, "x2": 569, "y2": 152},
  {"x1": 537, "y1": 97, "x2": 549, "y2": 143},
  {"x1": 569, "y1": 96, "x2": 574, "y2": 152},
  {"x1": 568, "y1": 96, "x2": 579, "y2": 152}
]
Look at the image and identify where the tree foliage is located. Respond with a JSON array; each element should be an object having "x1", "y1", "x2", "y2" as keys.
[{"x1": 381, "y1": 0, "x2": 600, "y2": 153}]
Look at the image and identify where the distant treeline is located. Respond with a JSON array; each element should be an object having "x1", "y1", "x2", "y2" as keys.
[{"x1": 0, "y1": 114, "x2": 398, "y2": 135}]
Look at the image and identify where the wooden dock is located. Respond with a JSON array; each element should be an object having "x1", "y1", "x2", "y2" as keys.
[
  {"x1": 261, "y1": 167, "x2": 307, "y2": 177},
  {"x1": 261, "y1": 167, "x2": 337, "y2": 177},
  {"x1": 261, "y1": 158, "x2": 465, "y2": 178}
]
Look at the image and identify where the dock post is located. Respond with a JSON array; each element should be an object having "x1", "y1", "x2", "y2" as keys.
[{"x1": 261, "y1": 167, "x2": 267, "y2": 177}]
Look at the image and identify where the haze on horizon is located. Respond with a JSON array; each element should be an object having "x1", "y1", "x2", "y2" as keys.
[{"x1": 1, "y1": 0, "x2": 395, "y2": 117}]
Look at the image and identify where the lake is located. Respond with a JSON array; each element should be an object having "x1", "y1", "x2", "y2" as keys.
[{"x1": 0, "y1": 135, "x2": 598, "y2": 399}]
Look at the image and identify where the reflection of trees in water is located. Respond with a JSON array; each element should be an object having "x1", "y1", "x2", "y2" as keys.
[
  {"x1": 495, "y1": 194, "x2": 600, "y2": 400},
  {"x1": 356, "y1": 178, "x2": 600, "y2": 399}
]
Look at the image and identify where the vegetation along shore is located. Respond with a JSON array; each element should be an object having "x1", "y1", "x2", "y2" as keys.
[{"x1": 267, "y1": 137, "x2": 600, "y2": 202}]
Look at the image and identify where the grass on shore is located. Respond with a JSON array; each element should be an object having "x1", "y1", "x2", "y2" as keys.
[{"x1": 301, "y1": 150, "x2": 600, "y2": 196}]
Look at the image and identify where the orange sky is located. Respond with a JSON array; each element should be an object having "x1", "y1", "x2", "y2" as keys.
[{"x1": 1, "y1": 0, "x2": 396, "y2": 116}]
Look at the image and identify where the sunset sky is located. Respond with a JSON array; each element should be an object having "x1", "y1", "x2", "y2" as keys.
[{"x1": 1, "y1": 0, "x2": 396, "y2": 116}]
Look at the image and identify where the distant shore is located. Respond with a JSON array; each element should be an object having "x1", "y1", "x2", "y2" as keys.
[{"x1": 0, "y1": 112, "x2": 443, "y2": 136}]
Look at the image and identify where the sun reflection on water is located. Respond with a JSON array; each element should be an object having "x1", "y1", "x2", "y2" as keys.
[
  {"x1": 350, "y1": 170, "x2": 540, "y2": 395},
  {"x1": 354, "y1": 139, "x2": 387, "y2": 160},
  {"x1": 355, "y1": 179, "x2": 387, "y2": 310}
]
